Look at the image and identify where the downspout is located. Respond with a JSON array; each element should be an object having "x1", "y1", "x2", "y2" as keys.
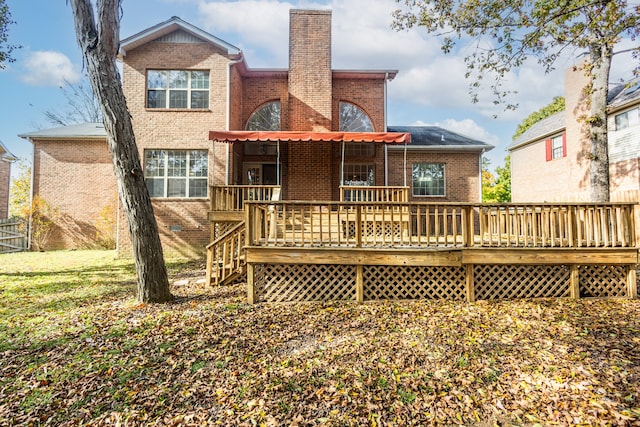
[
  {"x1": 403, "y1": 141, "x2": 407, "y2": 187},
  {"x1": 225, "y1": 57, "x2": 243, "y2": 185},
  {"x1": 384, "y1": 72, "x2": 389, "y2": 186},
  {"x1": 27, "y1": 139, "x2": 34, "y2": 251},
  {"x1": 341, "y1": 141, "x2": 345, "y2": 186},
  {"x1": 479, "y1": 148, "x2": 486, "y2": 203}
]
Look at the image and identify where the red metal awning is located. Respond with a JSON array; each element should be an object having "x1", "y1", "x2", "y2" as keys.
[{"x1": 209, "y1": 131, "x2": 411, "y2": 144}]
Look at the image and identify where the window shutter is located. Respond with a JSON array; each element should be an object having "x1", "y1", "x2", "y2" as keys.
[
  {"x1": 562, "y1": 133, "x2": 567, "y2": 157},
  {"x1": 545, "y1": 138, "x2": 552, "y2": 161}
]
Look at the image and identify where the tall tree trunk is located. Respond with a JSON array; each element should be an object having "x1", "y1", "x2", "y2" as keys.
[
  {"x1": 588, "y1": 42, "x2": 612, "y2": 202},
  {"x1": 69, "y1": 0, "x2": 172, "y2": 303}
]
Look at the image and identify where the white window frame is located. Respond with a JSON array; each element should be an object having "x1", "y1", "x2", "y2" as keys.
[
  {"x1": 339, "y1": 102, "x2": 374, "y2": 132},
  {"x1": 615, "y1": 107, "x2": 640, "y2": 130},
  {"x1": 146, "y1": 70, "x2": 210, "y2": 109},
  {"x1": 551, "y1": 135, "x2": 564, "y2": 160},
  {"x1": 412, "y1": 163, "x2": 446, "y2": 197},
  {"x1": 144, "y1": 149, "x2": 208, "y2": 198}
]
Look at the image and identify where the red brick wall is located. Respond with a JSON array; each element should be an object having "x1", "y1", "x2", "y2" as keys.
[
  {"x1": 0, "y1": 160, "x2": 10, "y2": 219},
  {"x1": 332, "y1": 78, "x2": 386, "y2": 132},
  {"x1": 387, "y1": 151, "x2": 481, "y2": 202},
  {"x1": 287, "y1": 10, "x2": 333, "y2": 200},
  {"x1": 121, "y1": 40, "x2": 234, "y2": 256},
  {"x1": 31, "y1": 139, "x2": 117, "y2": 250},
  {"x1": 242, "y1": 76, "x2": 289, "y2": 129},
  {"x1": 288, "y1": 10, "x2": 332, "y2": 132}
]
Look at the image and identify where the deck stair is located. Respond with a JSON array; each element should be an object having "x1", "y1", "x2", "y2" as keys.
[{"x1": 206, "y1": 221, "x2": 247, "y2": 286}]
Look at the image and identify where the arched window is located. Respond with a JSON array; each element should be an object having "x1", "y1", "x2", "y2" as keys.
[
  {"x1": 339, "y1": 102, "x2": 373, "y2": 132},
  {"x1": 246, "y1": 101, "x2": 281, "y2": 131}
]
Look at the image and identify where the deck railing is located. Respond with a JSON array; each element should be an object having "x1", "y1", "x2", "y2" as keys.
[
  {"x1": 245, "y1": 201, "x2": 636, "y2": 249},
  {"x1": 206, "y1": 221, "x2": 246, "y2": 286},
  {"x1": 211, "y1": 185, "x2": 281, "y2": 212},
  {"x1": 339, "y1": 186, "x2": 409, "y2": 202},
  {"x1": 479, "y1": 204, "x2": 636, "y2": 248}
]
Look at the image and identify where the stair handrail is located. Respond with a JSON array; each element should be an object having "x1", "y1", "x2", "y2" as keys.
[{"x1": 206, "y1": 221, "x2": 247, "y2": 286}]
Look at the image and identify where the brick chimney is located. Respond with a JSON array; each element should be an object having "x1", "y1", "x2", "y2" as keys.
[
  {"x1": 288, "y1": 9, "x2": 332, "y2": 131},
  {"x1": 287, "y1": 9, "x2": 334, "y2": 201},
  {"x1": 564, "y1": 55, "x2": 592, "y2": 196}
]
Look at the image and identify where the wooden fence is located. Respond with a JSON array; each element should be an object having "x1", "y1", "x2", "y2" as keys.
[{"x1": 0, "y1": 218, "x2": 28, "y2": 253}]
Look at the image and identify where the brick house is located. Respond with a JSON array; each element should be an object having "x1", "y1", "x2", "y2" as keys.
[
  {"x1": 509, "y1": 59, "x2": 640, "y2": 203},
  {"x1": 20, "y1": 10, "x2": 491, "y2": 256},
  {"x1": 0, "y1": 140, "x2": 17, "y2": 219}
]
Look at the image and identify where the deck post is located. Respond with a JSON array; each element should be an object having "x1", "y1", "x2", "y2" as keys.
[
  {"x1": 247, "y1": 263, "x2": 256, "y2": 304},
  {"x1": 465, "y1": 264, "x2": 475, "y2": 302},
  {"x1": 205, "y1": 246, "x2": 213, "y2": 287},
  {"x1": 356, "y1": 264, "x2": 364, "y2": 303},
  {"x1": 570, "y1": 264, "x2": 580, "y2": 299},
  {"x1": 245, "y1": 203, "x2": 253, "y2": 247},
  {"x1": 570, "y1": 206, "x2": 578, "y2": 247},
  {"x1": 628, "y1": 265, "x2": 637, "y2": 299},
  {"x1": 465, "y1": 206, "x2": 474, "y2": 247}
]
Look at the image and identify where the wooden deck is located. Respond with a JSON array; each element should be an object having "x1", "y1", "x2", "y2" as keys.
[{"x1": 206, "y1": 186, "x2": 638, "y2": 304}]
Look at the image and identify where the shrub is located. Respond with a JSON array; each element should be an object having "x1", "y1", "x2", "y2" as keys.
[
  {"x1": 94, "y1": 203, "x2": 116, "y2": 249},
  {"x1": 23, "y1": 195, "x2": 59, "y2": 251}
]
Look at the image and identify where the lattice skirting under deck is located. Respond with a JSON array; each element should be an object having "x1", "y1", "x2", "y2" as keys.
[
  {"x1": 254, "y1": 264, "x2": 357, "y2": 302},
  {"x1": 474, "y1": 264, "x2": 571, "y2": 300},
  {"x1": 363, "y1": 265, "x2": 466, "y2": 300},
  {"x1": 579, "y1": 265, "x2": 628, "y2": 298},
  {"x1": 251, "y1": 263, "x2": 634, "y2": 302}
]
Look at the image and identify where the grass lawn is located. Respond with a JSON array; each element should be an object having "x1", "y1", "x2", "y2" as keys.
[{"x1": 1, "y1": 250, "x2": 639, "y2": 426}]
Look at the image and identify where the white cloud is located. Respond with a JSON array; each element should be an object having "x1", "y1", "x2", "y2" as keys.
[
  {"x1": 20, "y1": 51, "x2": 81, "y2": 87},
  {"x1": 194, "y1": 0, "x2": 634, "y2": 128},
  {"x1": 198, "y1": 0, "x2": 306, "y2": 66}
]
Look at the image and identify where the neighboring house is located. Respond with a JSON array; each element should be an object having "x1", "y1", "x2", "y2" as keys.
[
  {"x1": 0, "y1": 140, "x2": 17, "y2": 219},
  {"x1": 20, "y1": 10, "x2": 491, "y2": 255},
  {"x1": 19, "y1": 123, "x2": 116, "y2": 249},
  {"x1": 509, "y1": 60, "x2": 640, "y2": 202}
]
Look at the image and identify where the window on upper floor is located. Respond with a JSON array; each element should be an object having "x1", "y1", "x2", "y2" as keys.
[
  {"x1": 339, "y1": 102, "x2": 373, "y2": 132},
  {"x1": 412, "y1": 163, "x2": 445, "y2": 197},
  {"x1": 246, "y1": 101, "x2": 281, "y2": 131},
  {"x1": 545, "y1": 133, "x2": 566, "y2": 161},
  {"x1": 144, "y1": 149, "x2": 208, "y2": 198},
  {"x1": 615, "y1": 107, "x2": 639, "y2": 130},
  {"x1": 147, "y1": 70, "x2": 210, "y2": 109},
  {"x1": 245, "y1": 101, "x2": 281, "y2": 156}
]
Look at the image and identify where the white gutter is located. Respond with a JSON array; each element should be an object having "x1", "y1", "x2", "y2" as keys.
[
  {"x1": 384, "y1": 72, "x2": 389, "y2": 186},
  {"x1": 225, "y1": 57, "x2": 243, "y2": 185},
  {"x1": 24, "y1": 139, "x2": 35, "y2": 251},
  {"x1": 341, "y1": 141, "x2": 345, "y2": 186},
  {"x1": 479, "y1": 148, "x2": 485, "y2": 203},
  {"x1": 388, "y1": 145, "x2": 494, "y2": 152}
]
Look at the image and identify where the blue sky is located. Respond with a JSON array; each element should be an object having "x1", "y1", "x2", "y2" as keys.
[{"x1": 1, "y1": 0, "x2": 638, "y2": 176}]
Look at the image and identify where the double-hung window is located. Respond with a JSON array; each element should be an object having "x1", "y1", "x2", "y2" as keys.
[
  {"x1": 545, "y1": 133, "x2": 566, "y2": 161},
  {"x1": 147, "y1": 70, "x2": 210, "y2": 109},
  {"x1": 412, "y1": 163, "x2": 445, "y2": 196},
  {"x1": 615, "y1": 107, "x2": 639, "y2": 130},
  {"x1": 144, "y1": 150, "x2": 208, "y2": 198}
]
